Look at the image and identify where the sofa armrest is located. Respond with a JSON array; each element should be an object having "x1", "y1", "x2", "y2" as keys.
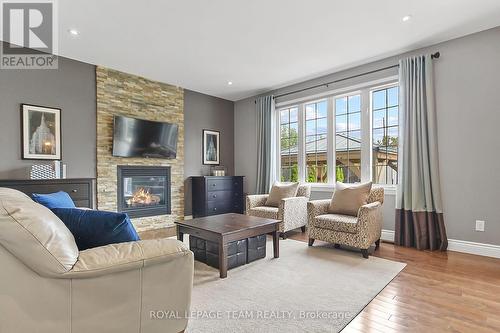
[
  {"x1": 62, "y1": 238, "x2": 193, "y2": 279},
  {"x1": 358, "y1": 201, "x2": 383, "y2": 242},
  {"x1": 307, "y1": 200, "x2": 330, "y2": 217},
  {"x1": 278, "y1": 196, "x2": 309, "y2": 231},
  {"x1": 307, "y1": 199, "x2": 331, "y2": 228},
  {"x1": 246, "y1": 194, "x2": 269, "y2": 212}
]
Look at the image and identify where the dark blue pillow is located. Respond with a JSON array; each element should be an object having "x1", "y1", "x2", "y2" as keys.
[
  {"x1": 32, "y1": 191, "x2": 76, "y2": 209},
  {"x1": 50, "y1": 208, "x2": 140, "y2": 250}
]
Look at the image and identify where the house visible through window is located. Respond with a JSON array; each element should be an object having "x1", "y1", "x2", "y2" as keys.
[
  {"x1": 335, "y1": 94, "x2": 361, "y2": 183},
  {"x1": 280, "y1": 107, "x2": 299, "y2": 182},
  {"x1": 305, "y1": 100, "x2": 328, "y2": 183},
  {"x1": 372, "y1": 86, "x2": 399, "y2": 185},
  {"x1": 276, "y1": 80, "x2": 399, "y2": 187}
]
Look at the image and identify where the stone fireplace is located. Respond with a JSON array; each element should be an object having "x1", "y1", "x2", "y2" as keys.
[
  {"x1": 96, "y1": 66, "x2": 184, "y2": 232},
  {"x1": 117, "y1": 166, "x2": 171, "y2": 218}
]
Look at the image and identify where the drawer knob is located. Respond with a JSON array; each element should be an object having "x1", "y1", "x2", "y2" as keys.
[
  {"x1": 213, "y1": 207, "x2": 217, "y2": 211},
  {"x1": 213, "y1": 194, "x2": 217, "y2": 198},
  {"x1": 71, "y1": 189, "x2": 78, "y2": 193}
]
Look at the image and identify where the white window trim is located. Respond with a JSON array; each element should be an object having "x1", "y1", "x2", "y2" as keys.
[{"x1": 275, "y1": 76, "x2": 399, "y2": 194}]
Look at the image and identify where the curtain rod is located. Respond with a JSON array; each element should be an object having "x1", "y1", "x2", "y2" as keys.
[{"x1": 254, "y1": 52, "x2": 440, "y2": 103}]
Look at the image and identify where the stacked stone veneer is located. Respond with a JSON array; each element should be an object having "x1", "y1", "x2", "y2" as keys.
[{"x1": 96, "y1": 67, "x2": 184, "y2": 232}]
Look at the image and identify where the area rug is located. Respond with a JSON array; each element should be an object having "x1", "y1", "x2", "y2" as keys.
[{"x1": 186, "y1": 238, "x2": 405, "y2": 333}]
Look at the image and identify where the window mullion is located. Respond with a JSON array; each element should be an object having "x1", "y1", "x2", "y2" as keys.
[
  {"x1": 360, "y1": 89, "x2": 371, "y2": 183},
  {"x1": 297, "y1": 103, "x2": 306, "y2": 183},
  {"x1": 275, "y1": 109, "x2": 281, "y2": 183},
  {"x1": 327, "y1": 96, "x2": 335, "y2": 185}
]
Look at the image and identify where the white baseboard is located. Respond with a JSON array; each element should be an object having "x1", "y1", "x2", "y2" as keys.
[
  {"x1": 448, "y1": 239, "x2": 500, "y2": 259},
  {"x1": 381, "y1": 229, "x2": 395, "y2": 242},
  {"x1": 380, "y1": 229, "x2": 500, "y2": 259}
]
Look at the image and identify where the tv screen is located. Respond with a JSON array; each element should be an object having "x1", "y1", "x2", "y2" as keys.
[{"x1": 112, "y1": 116, "x2": 178, "y2": 159}]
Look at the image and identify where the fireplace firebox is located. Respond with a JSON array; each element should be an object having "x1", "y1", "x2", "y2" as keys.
[{"x1": 117, "y1": 166, "x2": 171, "y2": 218}]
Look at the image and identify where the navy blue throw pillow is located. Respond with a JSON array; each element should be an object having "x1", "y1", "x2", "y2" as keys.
[
  {"x1": 51, "y1": 208, "x2": 140, "y2": 251},
  {"x1": 32, "y1": 191, "x2": 76, "y2": 209}
]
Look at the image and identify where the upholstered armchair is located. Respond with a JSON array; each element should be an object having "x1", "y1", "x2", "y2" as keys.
[
  {"x1": 246, "y1": 184, "x2": 311, "y2": 238},
  {"x1": 0, "y1": 188, "x2": 193, "y2": 333},
  {"x1": 307, "y1": 187, "x2": 384, "y2": 258}
]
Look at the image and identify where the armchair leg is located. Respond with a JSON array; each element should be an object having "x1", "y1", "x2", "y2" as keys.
[
  {"x1": 375, "y1": 239, "x2": 380, "y2": 250},
  {"x1": 308, "y1": 238, "x2": 315, "y2": 246},
  {"x1": 361, "y1": 249, "x2": 369, "y2": 259},
  {"x1": 280, "y1": 232, "x2": 288, "y2": 240},
  {"x1": 301, "y1": 226, "x2": 306, "y2": 233}
]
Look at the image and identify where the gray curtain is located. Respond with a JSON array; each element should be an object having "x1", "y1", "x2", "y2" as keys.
[
  {"x1": 255, "y1": 95, "x2": 274, "y2": 194},
  {"x1": 395, "y1": 55, "x2": 448, "y2": 251}
]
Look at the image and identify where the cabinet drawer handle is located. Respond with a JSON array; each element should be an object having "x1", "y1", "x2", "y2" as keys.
[
  {"x1": 212, "y1": 194, "x2": 217, "y2": 198},
  {"x1": 213, "y1": 207, "x2": 217, "y2": 211},
  {"x1": 212, "y1": 184, "x2": 216, "y2": 187},
  {"x1": 71, "y1": 189, "x2": 78, "y2": 193}
]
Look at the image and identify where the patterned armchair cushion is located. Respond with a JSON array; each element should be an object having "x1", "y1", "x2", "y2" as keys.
[
  {"x1": 247, "y1": 206, "x2": 279, "y2": 220},
  {"x1": 296, "y1": 185, "x2": 311, "y2": 199},
  {"x1": 367, "y1": 187, "x2": 384, "y2": 204},
  {"x1": 312, "y1": 214, "x2": 359, "y2": 234}
]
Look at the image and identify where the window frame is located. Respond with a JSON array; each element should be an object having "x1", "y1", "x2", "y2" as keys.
[
  {"x1": 303, "y1": 98, "x2": 329, "y2": 184},
  {"x1": 275, "y1": 76, "x2": 398, "y2": 193},
  {"x1": 369, "y1": 83, "x2": 400, "y2": 186}
]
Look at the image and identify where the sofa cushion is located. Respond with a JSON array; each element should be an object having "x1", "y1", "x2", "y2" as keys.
[
  {"x1": 32, "y1": 191, "x2": 76, "y2": 209},
  {"x1": 265, "y1": 182, "x2": 299, "y2": 207},
  {"x1": 248, "y1": 206, "x2": 279, "y2": 220},
  {"x1": 312, "y1": 214, "x2": 359, "y2": 234},
  {"x1": 0, "y1": 187, "x2": 79, "y2": 276},
  {"x1": 296, "y1": 184, "x2": 311, "y2": 199},
  {"x1": 328, "y1": 181, "x2": 372, "y2": 216},
  {"x1": 51, "y1": 208, "x2": 140, "y2": 251},
  {"x1": 368, "y1": 187, "x2": 385, "y2": 204}
]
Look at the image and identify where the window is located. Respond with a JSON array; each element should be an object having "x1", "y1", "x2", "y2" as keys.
[
  {"x1": 372, "y1": 86, "x2": 399, "y2": 184},
  {"x1": 335, "y1": 94, "x2": 361, "y2": 183},
  {"x1": 305, "y1": 100, "x2": 328, "y2": 183},
  {"x1": 276, "y1": 80, "x2": 399, "y2": 187},
  {"x1": 280, "y1": 107, "x2": 299, "y2": 182}
]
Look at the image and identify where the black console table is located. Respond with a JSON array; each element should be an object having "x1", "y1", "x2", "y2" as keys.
[
  {"x1": 191, "y1": 176, "x2": 244, "y2": 218},
  {"x1": 0, "y1": 178, "x2": 96, "y2": 209}
]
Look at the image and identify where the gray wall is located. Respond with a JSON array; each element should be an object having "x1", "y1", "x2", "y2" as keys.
[
  {"x1": 234, "y1": 26, "x2": 500, "y2": 245},
  {"x1": 0, "y1": 51, "x2": 235, "y2": 217},
  {"x1": 184, "y1": 89, "x2": 235, "y2": 215},
  {"x1": 0, "y1": 49, "x2": 96, "y2": 179}
]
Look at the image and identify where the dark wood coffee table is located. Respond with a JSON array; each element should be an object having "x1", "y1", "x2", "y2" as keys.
[{"x1": 175, "y1": 213, "x2": 280, "y2": 278}]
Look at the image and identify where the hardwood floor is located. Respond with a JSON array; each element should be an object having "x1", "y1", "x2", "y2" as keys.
[{"x1": 288, "y1": 230, "x2": 500, "y2": 333}]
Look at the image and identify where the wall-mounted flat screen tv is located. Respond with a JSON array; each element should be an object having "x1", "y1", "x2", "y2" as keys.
[{"x1": 112, "y1": 116, "x2": 178, "y2": 159}]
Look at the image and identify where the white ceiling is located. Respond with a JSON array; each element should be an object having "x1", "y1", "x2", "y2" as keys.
[{"x1": 29, "y1": 1, "x2": 500, "y2": 100}]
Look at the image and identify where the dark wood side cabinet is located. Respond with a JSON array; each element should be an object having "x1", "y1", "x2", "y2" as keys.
[
  {"x1": 191, "y1": 176, "x2": 244, "y2": 218},
  {"x1": 0, "y1": 178, "x2": 96, "y2": 209}
]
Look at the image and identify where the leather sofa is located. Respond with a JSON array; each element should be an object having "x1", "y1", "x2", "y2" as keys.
[{"x1": 0, "y1": 188, "x2": 193, "y2": 333}]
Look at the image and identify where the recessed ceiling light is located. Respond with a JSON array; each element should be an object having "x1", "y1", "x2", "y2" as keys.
[
  {"x1": 402, "y1": 15, "x2": 412, "y2": 22},
  {"x1": 68, "y1": 29, "x2": 80, "y2": 36},
  {"x1": 227, "y1": 81, "x2": 233, "y2": 86}
]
